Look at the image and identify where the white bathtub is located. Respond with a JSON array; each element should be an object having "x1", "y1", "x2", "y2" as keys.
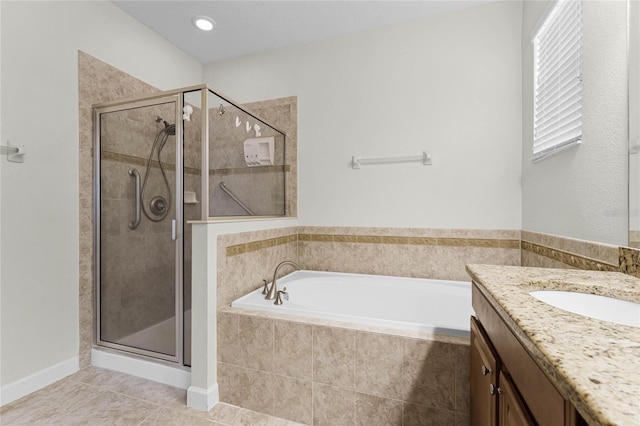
[{"x1": 231, "y1": 270, "x2": 474, "y2": 337}]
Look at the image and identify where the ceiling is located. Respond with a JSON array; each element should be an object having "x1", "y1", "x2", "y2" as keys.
[{"x1": 113, "y1": 1, "x2": 489, "y2": 64}]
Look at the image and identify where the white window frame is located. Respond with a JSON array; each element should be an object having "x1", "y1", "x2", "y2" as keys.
[{"x1": 531, "y1": 0, "x2": 583, "y2": 162}]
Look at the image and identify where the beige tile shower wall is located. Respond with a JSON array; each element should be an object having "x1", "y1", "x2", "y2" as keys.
[
  {"x1": 79, "y1": 52, "x2": 164, "y2": 367},
  {"x1": 216, "y1": 227, "x2": 299, "y2": 308},
  {"x1": 243, "y1": 97, "x2": 297, "y2": 218},
  {"x1": 208, "y1": 97, "x2": 297, "y2": 217},
  {"x1": 217, "y1": 310, "x2": 470, "y2": 425},
  {"x1": 100, "y1": 100, "x2": 192, "y2": 343},
  {"x1": 297, "y1": 227, "x2": 521, "y2": 282},
  {"x1": 520, "y1": 230, "x2": 619, "y2": 271}
]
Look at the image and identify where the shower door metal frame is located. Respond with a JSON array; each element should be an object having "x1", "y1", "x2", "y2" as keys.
[{"x1": 93, "y1": 94, "x2": 184, "y2": 364}]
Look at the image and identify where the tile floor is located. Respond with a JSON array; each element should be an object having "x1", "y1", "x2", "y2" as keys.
[{"x1": 0, "y1": 367, "x2": 304, "y2": 425}]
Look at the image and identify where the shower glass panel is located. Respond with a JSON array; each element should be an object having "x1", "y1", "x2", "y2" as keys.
[
  {"x1": 207, "y1": 89, "x2": 286, "y2": 217},
  {"x1": 94, "y1": 84, "x2": 287, "y2": 367},
  {"x1": 97, "y1": 97, "x2": 182, "y2": 362}
]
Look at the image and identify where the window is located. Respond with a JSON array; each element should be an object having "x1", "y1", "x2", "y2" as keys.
[{"x1": 532, "y1": 0, "x2": 583, "y2": 161}]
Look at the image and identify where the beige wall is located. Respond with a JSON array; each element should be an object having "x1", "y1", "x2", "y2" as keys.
[
  {"x1": 0, "y1": 0, "x2": 202, "y2": 390},
  {"x1": 204, "y1": 1, "x2": 523, "y2": 230}
]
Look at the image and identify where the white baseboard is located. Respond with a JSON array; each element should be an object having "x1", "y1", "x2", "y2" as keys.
[
  {"x1": 91, "y1": 348, "x2": 190, "y2": 389},
  {"x1": 187, "y1": 384, "x2": 219, "y2": 411},
  {"x1": 0, "y1": 356, "x2": 79, "y2": 407}
]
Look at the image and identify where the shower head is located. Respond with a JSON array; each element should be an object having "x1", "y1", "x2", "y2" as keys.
[
  {"x1": 163, "y1": 123, "x2": 176, "y2": 136},
  {"x1": 154, "y1": 116, "x2": 175, "y2": 136}
]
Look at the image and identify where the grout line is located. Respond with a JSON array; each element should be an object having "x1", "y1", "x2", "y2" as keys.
[
  {"x1": 311, "y1": 324, "x2": 315, "y2": 425},
  {"x1": 353, "y1": 331, "x2": 358, "y2": 425},
  {"x1": 271, "y1": 318, "x2": 276, "y2": 416}
]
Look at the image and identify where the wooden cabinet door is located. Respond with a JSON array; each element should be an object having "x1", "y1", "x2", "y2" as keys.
[
  {"x1": 471, "y1": 316, "x2": 499, "y2": 426},
  {"x1": 498, "y1": 371, "x2": 535, "y2": 426}
]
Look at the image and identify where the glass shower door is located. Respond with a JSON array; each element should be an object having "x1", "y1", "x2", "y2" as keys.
[{"x1": 96, "y1": 96, "x2": 182, "y2": 362}]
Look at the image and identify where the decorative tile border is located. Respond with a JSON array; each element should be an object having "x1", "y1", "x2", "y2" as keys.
[
  {"x1": 101, "y1": 150, "x2": 201, "y2": 175},
  {"x1": 225, "y1": 234, "x2": 298, "y2": 256},
  {"x1": 225, "y1": 232, "x2": 520, "y2": 257},
  {"x1": 296, "y1": 234, "x2": 519, "y2": 248},
  {"x1": 211, "y1": 165, "x2": 291, "y2": 176},
  {"x1": 521, "y1": 241, "x2": 618, "y2": 271},
  {"x1": 101, "y1": 150, "x2": 291, "y2": 177},
  {"x1": 226, "y1": 229, "x2": 638, "y2": 276}
]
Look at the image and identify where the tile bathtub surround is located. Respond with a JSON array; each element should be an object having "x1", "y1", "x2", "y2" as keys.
[
  {"x1": 219, "y1": 227, "x2": 521, "y2": 304},
  {"x1": 520, "y1": 230, "x2": 623, "y2": 273},
  {"x1": 0, "y1": 366, "x2": 303, "y2": 426},
  {"x1": 217, "y1": 227, "x2": 299, "y2": 308},
  {"x1": 216, "y1": 309, "x2": 470, "y2": 425}
]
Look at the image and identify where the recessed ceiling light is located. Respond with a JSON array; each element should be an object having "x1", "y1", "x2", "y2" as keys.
[{"x1": 193, "y1": 16, "x2": 215, "y2": 31}]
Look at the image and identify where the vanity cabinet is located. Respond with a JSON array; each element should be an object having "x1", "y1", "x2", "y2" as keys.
[
  {"x1": 470, "y1": 282, "x2": 585, "y2": 426},
  {"x1": 498, "y1": 370, "x2": 534, "y2": 426}
]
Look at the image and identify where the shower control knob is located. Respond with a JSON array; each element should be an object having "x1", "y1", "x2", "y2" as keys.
[{"x1": 150, "y1": 196, "x2": 168, "y2": 216}]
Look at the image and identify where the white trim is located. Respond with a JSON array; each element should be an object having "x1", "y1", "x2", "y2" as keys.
[
  {"x1": 0, "y1": 356, "x2": 79, "y2": 406},
  {"x1": 187, "y1": 384, "x2": 219, "y2": 411},
  {"x1": 533, "y1": 137, "x2": 581, "y2": 162},
  {"x1": 91, "y1": 348, "x2": 190, "y2": 389}
]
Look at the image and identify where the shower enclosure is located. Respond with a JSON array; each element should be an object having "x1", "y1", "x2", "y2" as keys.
[{"x1": 93, "y1": 85, "x2": 286, "y2": 366}]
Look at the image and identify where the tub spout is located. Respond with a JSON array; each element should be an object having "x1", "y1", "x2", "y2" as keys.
[{"x1": 266, "y1": 261, "x2": 301, "y2": 300}]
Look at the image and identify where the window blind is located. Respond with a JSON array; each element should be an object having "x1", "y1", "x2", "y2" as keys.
[{"x1": 533, "y1": 0, "x2": 583, "y2": 161}]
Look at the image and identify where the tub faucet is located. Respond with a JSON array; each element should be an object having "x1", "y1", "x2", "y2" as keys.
[{"x1": 266, "y1": 260, "x2": 301, "y2": 300}]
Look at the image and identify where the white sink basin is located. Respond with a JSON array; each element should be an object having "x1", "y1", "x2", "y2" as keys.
[{"x1": 529, "y1": 290, "x2": 640, "y2": 328}]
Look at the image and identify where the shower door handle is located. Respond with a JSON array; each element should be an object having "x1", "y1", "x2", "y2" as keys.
[
  {"x1": 128, "y1": 168, "x2": 141, "y2": 230},
  {"x1": 171, "y1": 219, "x2": 177, "y2": 241}
]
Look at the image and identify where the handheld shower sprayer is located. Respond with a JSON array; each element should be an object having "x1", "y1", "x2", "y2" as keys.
[{"x1": 138, "y1": 116, "x2": 175, "y2": 222}]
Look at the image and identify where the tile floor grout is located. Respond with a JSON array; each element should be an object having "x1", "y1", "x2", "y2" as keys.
[{"x1": 1, "y1": 366, "x2": 304, "y2": 426}]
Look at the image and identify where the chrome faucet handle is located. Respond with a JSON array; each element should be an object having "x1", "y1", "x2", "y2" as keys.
[
  {"x1": 261, "y1": 279, "x2": 269, "y2": 295},
  {"x1": 275, "y1": 287, "x2": 289, "y2": 305}
]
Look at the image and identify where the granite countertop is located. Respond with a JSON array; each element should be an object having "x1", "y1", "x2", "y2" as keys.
[{"x1": 465, "y1": 264, "x2": 640, "y2": 426}]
